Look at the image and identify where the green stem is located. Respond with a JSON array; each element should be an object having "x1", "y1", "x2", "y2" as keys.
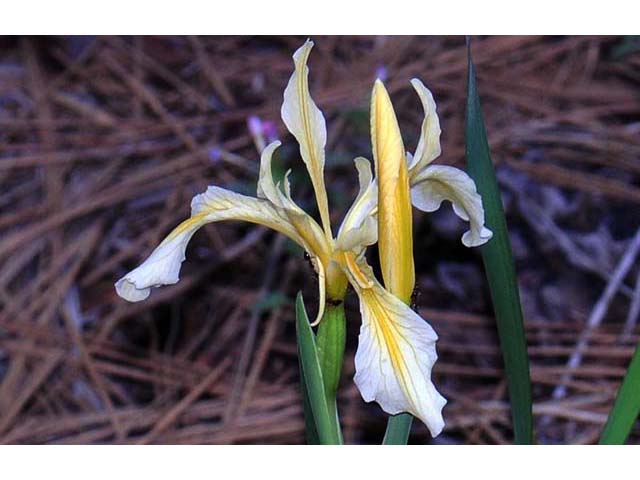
[
  {"x1": 383, "y1": 413, "x2": 413, "y2": 444},
  {"x1": 316, "y1": 302, "x2": 346, "y2": 444}
]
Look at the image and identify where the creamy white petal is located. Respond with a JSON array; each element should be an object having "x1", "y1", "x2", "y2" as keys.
[
  {"x1": 336, "y1": 157, "x2": 378, "y2": 251},
  {"x1": 281, "y1": 39, "x2": 332, "y2": 237},
  {"x1": 408, "y1": 79, "x2": 442, "y2": 175},
  {"x1": 116, "y1": 186, "x2": 307, "y2": 303},
  {"x1": 115, "y1": 214, "x2": 209, "y2": 302},
  {"x1": 257, "y1": 142, "x2": 311, "y2": 219},
  {"x1": 335, "y1": 216, "x2": 377, "y2": 252},
  {"x1": 411, "y1": 165, "x2": 493, "y2": 247},
  {"x1": 257, "y1": 140, "x2": 284, "y2": 207},
  {"x1": 343, "y1": 255, "x2": 447, "y2": 436}
]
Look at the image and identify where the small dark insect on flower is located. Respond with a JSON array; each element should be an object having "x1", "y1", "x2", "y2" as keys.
[
  {"x1": 304, "y1": 251, "x2": 318, "y2": 279},
  {"x1": 411, "y1": 286, "x2": 422, "y2": 312}
]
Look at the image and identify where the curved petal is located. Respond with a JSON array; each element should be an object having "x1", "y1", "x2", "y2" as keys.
[
  {"x1": 257, "y1": 141, "x2": 318, "y2": 221},
  {"x1": 336, "y1": 157, "x2": 378, "y2": 251},
  {"x1": 281, "y1": 39, "x2": 332, "y2": 238},
  {"x1": 116, "y1": 186, "x2": 305, "y2": 303},
  {"x1": 342, "y1": 254, "x2": 447, "y2": 437},
  {"x1": 411, "y1": 165, "x2": 493, "y2": 247},
  {"x1": 336, "y1": 216, "x2": 377, "y2": 252},
  {"x1": 408, "y1": 79, "x2": 442, "y2": 176},
  {"x1": 257, "y1": 140, "x2": 284, "y2": 207},
  {"x1": 115, "y1": 214, "x2": 209, "y2": 302},
  {"x1": 371, "y1": 79, "x2": 414, "y2": 304}
]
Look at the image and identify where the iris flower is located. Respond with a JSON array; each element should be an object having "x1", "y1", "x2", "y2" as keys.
[{"x1": 115, "y1": 40, "x2": 492, "y2": 437}]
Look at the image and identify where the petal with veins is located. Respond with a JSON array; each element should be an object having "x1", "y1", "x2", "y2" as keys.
[
  {"x1": 281, "y1": 39, "x2": 332, "y2": 238},
  {"x1": 116, "y1": 186, "x2": 306, "y2": 303},
  {"x1": 408, "y1": 79, "x2": 442, "y2": 175},
  {"x1": 411, "y1": 165, "x2": 493, "y2": 247},
  {"x1": 115, "y1": 214, "x2": 210, "y2": 302},
  {"x1": 343, "y1": 255, "x2": 447, "y2": 437}
]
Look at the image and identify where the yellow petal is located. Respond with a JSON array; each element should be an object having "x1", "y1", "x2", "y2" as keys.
[
  {"x1": 371, "y1": 80, "x2": 414, "y2": 304},
  {"x1": 281, "y1": 39, "x2": 332, "y2": 240},
  {"x1": 411, "y1": 165, "x2": 493, "y2": 247},
  {"x1": 408, "y1": 79, "x2": 442, "y2": 176},
  {"x1": 343, "y1": 254, "x2": 447, "y2": 437}
]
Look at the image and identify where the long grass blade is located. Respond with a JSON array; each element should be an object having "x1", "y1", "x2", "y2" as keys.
[
  {"x1": 465, "y1": 38, "x2": 533, "y2": 444},
  {"x1": 599, "y1": 344, "x2": 640, "y2": 444},
  {"x1": 295, "y1": 292, "x2": 342, "y2": 444}
]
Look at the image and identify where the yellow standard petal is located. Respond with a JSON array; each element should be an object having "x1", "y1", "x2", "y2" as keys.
[
  {"x1": 371, "y1": 80, "x2": 414, "y2": 304},
  {"x1": 281, "y1": 39, "x2": 332, "y2": 240},
  {"x1": 341, "y1": 254, "x2": 447, "y2": 437}
]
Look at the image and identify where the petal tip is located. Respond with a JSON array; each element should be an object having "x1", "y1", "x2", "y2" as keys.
[
  {"x1": 461, "y1": 226, "x2": 493, "y2": 247},
  {"x1": 114, "y1": 277, "x2": 150, "y2": 302}
]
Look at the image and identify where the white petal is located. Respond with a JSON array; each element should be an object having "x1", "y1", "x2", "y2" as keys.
[
  {"x1": 256, "y1": 140, "x2": 284, "y2": 206},
  {"x1": 345, "y1": 256, "x2": 447, "y2": 436},
  {"x1": 115, "y1": 214, "x2": 209, "y2": 302},
  {"x1": 281, "y1": 39, "x2": 331, "y2": 236},
  {"x1": 336, "y1": 157, "x2": 378, "y2": 251},
  {"x1": 408, "y1": 79, "x2": 442, "y2": 175},
  {"x1": 411, "y1": 165, "x2": 493, "y2": 247},
  {"x1": 335, "y1": 216, "x2": 377, "y2": 252},
  {"x1": 116, "y1": 186, "x2": 306, "y2": 303}
]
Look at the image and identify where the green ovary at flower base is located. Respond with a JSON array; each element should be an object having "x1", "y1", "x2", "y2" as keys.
[{"x1": 115, "y1": 39, "x2": 492, "y2": 438}]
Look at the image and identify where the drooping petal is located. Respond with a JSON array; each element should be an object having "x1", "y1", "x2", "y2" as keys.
[
  {"x1": 371, "y1": 79, "x2": 414, "y2": 304},
  {"x1": 408, "y1": 79, "x2": 442, "y2": 175},
  {"x1": 281, "y1": 39, "x2": 332, "y2": 238},
  {"x1": 411, "y1": 165, "x2": 493, "y2": 247},
  {"x1": 116, "y1": 186, "x2": 306, "y2": 303},
  {"x1": 197, "y1": 186, "x2": 331, "y2": 311},
  {"x1": 341, "y1": 254, "x2": 447, "y2": 437},
  {"x1": 336, "y1": 157, "x2": 378, "y2": 252},
  {"x1": 115, "y1": 214, "x2": 210, "y2": 302}
]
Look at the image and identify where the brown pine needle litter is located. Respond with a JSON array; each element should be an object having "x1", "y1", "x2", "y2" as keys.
[{"x1": 1, "y1": 35, "x2": 640, "y2": 444}]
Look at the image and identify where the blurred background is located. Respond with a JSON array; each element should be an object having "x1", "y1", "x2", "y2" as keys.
[{"x1": 1, "y1": 35, "x2": 640, "y2": 444}]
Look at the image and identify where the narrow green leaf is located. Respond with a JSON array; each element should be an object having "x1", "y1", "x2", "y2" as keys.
[
  {"x1": 298, "y1": 353, "x2": 320, "y2": 445},
  {"x1": 465, "y1": 39, "x2": 533, "y2": 444},
  {"x1": 295, "y1": 292, "x2": 341, "y2": 445},
  {"x1": 599, "y1": 344, "x2": 640, "y2": 444},
  {"x1": 383, "y1": 413, "x2": 413, "y2": 444}
]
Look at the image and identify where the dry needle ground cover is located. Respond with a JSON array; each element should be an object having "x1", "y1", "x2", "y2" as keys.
[{"x1": 1, "y1": 35, "x2": 640, "y2": 444}]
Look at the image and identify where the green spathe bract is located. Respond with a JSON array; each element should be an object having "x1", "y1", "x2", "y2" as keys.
[
  {"x1": 295, "y1": 293, "x2": 343, "y2": 444},
  {"x1": 316, "y1": 302, "x2": 347, "y2": 443},
  {"x1": 465, "y1": 38, "x2": 534, "y2": 445}
]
